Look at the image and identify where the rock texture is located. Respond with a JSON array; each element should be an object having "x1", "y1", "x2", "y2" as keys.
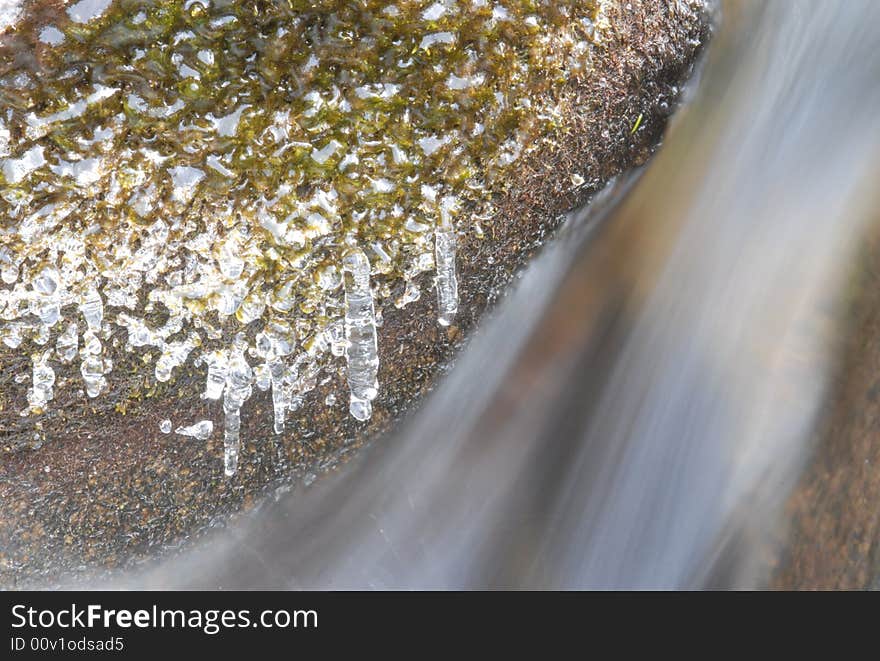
[{"x1": 0, "y1": 0, "x2": 710, "y2": 588}]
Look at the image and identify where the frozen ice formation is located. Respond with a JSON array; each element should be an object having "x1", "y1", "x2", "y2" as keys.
[
  {"x1": 78, "y1": 289, "x2": 103, "y2": 333},
  {"x1": 343, "y1": 249, "x2": 380, "y2": 422},
  {"x1": 434, "y1": 224, "x2": 459, "y2": 327},
  {"x1": 175, "y1": 420, "x2": 214, "y2": 440},
  {"x1": 55, "y1": 323, "x2": 78, "y2": 363},
  {"x1": 203, "y1": 351, "x2": 228, "y2": 401},
  {"x1": 0, "y1": 0, "x2": 606, "y2": 475},
  {"x1": 27, "y1": 351, "x2": 55, "y2": 412},
  {"x1": 222, "y1": 335, "x2": 254, "y2": 477}
]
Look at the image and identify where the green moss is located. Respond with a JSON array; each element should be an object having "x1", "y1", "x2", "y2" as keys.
[{"x1": 0, "y1": 0, "x2": 602, "y2": 402}]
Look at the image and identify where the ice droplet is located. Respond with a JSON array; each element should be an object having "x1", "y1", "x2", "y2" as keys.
[
  {"x1": 2, "y1": 323, "x2": 24, "y2": 349},
  {"x1": 33, "y1": 268, "x2": 59, "y2": 296},
  {"x1": 217, "y1": 239, "x2": 245, "y2": 280},
  {"x1": 80, "y1": 354, "x2": 107, "y2": 397},
  {"x1": 35, "y1": 301, "x2": 61, "y2": 326},
  {"x1": 175, "y1": 419, "x2": 213, "y2": 440},
  {"x1": 395, "y1": 280, "x2": 421, "y2": 309},
  {"x1": 342, "y1": 248, "x2": 379, "y2": 421},
  {"x1": 349, "y1": 395, "x2": 371, "y2": 421},
  {"x1": 82, "y1": 329, "x2": 102, "y2": 355},
  {"x1": 1, "y1": 262, "x2": 18, "y2": 284},
  {"x1": 316, "y1": 264, "x2": 341, "y2": 291},
  {"x1": 253, "y1": 363, "x2": 271, "y2": 391}
]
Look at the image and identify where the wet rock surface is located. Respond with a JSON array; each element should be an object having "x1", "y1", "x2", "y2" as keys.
[
  {"x1": 772, "y1": 218, "x2": 880, "y2": 589},
  {"x1": 0, "y1": 0, "x2": 710, "y2": 588}
]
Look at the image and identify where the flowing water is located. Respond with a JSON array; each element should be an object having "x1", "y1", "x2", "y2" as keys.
[{"x1": 49, "y1": 0, "x2": 880, "y2": 587}]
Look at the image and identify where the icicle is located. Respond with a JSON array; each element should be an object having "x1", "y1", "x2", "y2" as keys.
[
  {"x1": 80, "y1": 355, "x2": 107, "y2": 397},
  {"x1": 27, "y1": 351, "x2": 55, "y2": 412},
  {"x1": 223, "y1": 334, "x2": 253, "y2": 476},
  {"x1": 2, "y1": 322, "x2": 24, "y2": 349},
  {"x1": 254, "y1": 328, "x2": 292, "y2": 434},
  {"x1": 202, "y1": 350, "x2": 228, "y2": 400},
  {"x1": 253, "y1": 363, "x2": 271, "y2": 391},
  {"x1": 55, "y1": 322, "x2": 78, "y2": 362},
  {"x1": 82, "y1": 329, "x2": 102, "y2": 355},
  {"x1": 78, "y1": 288, "x2": 103, "y2": 332},
  {"x1": 268, "y1": 357, "x2": 286, "y2": 434},
  {"x1": 175, "y1": 419, "x2": 213, "y2": 440},
  {"x1": 342, "y1": 248, "x2": 379, "y2": 421},
  {"x1": 434, "y1": 220, "x2": 458, "y2": 327}
]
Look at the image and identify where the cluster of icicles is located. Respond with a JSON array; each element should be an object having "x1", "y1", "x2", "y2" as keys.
[
  {"x1": 0, "y1": 0, "x2": 598, "y2": 475},
  {"x1": 93, "y1": 231, "x2": 456, "y2": 477}
]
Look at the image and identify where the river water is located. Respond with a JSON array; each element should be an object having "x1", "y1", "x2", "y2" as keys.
[{"x1": 108, "y1": 0, "x2": 880, "y2": 588}]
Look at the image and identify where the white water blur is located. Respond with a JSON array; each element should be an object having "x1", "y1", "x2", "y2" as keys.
[{"x1": 114, "y1": 0, "x2": 880, "y2": 588}]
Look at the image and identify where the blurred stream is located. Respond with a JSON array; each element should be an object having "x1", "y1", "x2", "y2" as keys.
[{"x1": 114, "y1": 0, "x2": 880, "y2": 589}]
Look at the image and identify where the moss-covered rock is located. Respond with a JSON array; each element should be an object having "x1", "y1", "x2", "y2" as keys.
[{"x1": 0, "y1": 0, "x2": 710, "y2": 587}]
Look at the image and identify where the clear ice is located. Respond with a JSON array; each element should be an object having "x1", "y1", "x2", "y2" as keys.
[
  {"x1": 434, "y1": 223, "x2": 459, "y2": 327},
  {"x1": 222, "y1": 335, "x2": 253, "y2": 476},
  {"x1": 154, "y1": 334, "x2": 200, "y2": 383},
  {"x1": 254, "y1": 326, "x2": 293, "y2": 435},
  {"x1": 342, "y1": 248, "x2": 379, "y2": 421},
  {"x1": 55, "y1": 322, "x2": 78, "y2": 363},
  {"x1": 268, "y1": 357, "x2": 287, "y2": 434},
  {"x1": 78, "y1": 289, "x2": 103, "y2": 332},
  {"x1": 80, "y1": 361, "x2": 106, "y2": 397},
  {"x1": 175, "y1": 419, "x2": 213, "y2": 440},
  {"x1": 203, "y1": 350, "x2": 228, "y2": 400},
  {"x1": 27, "y1": 351, "x2": 55, "y2": 412}
]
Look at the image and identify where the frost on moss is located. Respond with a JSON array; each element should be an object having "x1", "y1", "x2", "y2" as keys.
[{"x1": 0, "y1": 0, "x2": 603, "y2": 470}]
